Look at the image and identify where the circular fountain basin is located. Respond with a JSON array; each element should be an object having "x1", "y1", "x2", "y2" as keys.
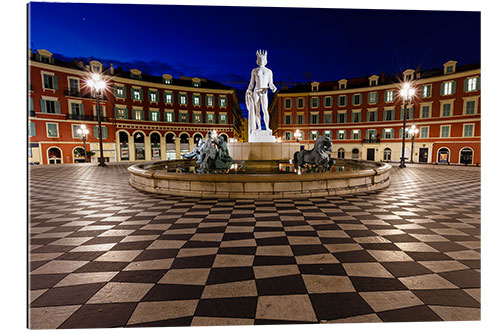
[{"x1": 128, "y1": 159, "x2": 391, "y2": 199}]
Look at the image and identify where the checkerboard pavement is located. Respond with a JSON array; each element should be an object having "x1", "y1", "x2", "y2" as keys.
[{"x1": 28, "y1": 163, "x2": 480, "y2": 328}]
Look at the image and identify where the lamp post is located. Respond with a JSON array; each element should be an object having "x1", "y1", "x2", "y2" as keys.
[
  {"x1": 77, "y1": 125, "x2": 89, "y2": 162},
  {"x1": 409, "y1": 125, "x2": 419, "y2": 163},
  {"x1": 294, "y1": 129, "x2": 302, "y2": 142},
  {"x1": 87, "y1": 73, "x2": 107, "y2": 167},
  {"x1": 399, "y1": 82, "x2": 416, "y2": 168}
]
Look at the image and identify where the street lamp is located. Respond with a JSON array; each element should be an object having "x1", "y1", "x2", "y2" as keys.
[
  {"x1": 77, "y1": 125, "x2": 89, "y2": 162},
  {"x1": 408, "y1": 124, "x2": 419, "y2": 163},
  {"x1": 86, "y1": 73, "x2": 107, "y2": 167},
  {"x1": 294, "y1": 129, "x2": 302, "y2": 142},
  {"x1": 399, "y1": 82, "x2": 416, "y2": 168}
]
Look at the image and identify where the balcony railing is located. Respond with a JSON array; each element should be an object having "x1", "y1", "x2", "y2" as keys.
[
  {"x1": 66, "y1": 114, "x2": 110, "y2": 122},
  {"x1": 64, "y1": 90, "x2": 108, "y2": 100},
  {"x1": 362, "y1": 138, "x2": 381, "y2": 143}
]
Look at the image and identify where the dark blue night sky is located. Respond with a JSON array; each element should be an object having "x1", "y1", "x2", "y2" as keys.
[{"x1": 29, "y1": 2, "x2": 480, "y2": 116}]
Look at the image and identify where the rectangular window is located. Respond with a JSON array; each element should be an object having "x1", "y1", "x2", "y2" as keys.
[
  {"x1": 69, "y1": 78, "x2": 79, "y2": 93},
  {"x1": 297, "y1": 98, "x2": 304, "y2": 108},
  {"x1": 383, "y1": 128, "x2": 394, "y2": 139},
  {"x1": 43, "y1": 74, "x2": 56, "y2": 90},
  {"x1": 29, "y1": 122, "x2": 36, "y2": 137},
  {"x1": 311, "y1": 97, "x2": 319, "y2": 108},
  {"x1": 324, "y1": 130, "x2": 332, "y2": 139},
  {"x1": 194, "y1": 113, "x2": 202, "y2": 123},
  {"x1": 311, "y1": 113, "x2": 318, "y2": 124},
  {"x1": 297, "y1": 114, "x2": 304, "y2": 124},
  {"x1": 353, "y1": 94, "x2": 361, "y2": 105},
  {"x1": 179, "y1": 94, "x2": 187, "y2": 105},
  {"x1": 285, "y1": 132, "x2": 291, "y2": 140},
  {"x1": 442, "y1": 104, "x2": 451, "y2": 117},
  {"x1": 219, "y1": 96, "x2": 227, "y2": 107},
  {"x1": 465, "y1": 101, "x2": 476, "y2": 115},
  {"x1": 43, "y1": 100, "x2": 57, "y2": 113},
  {"x1": 464, "y1": 124, "x2": 474, "y2": 137},
  {"x1": 385, "y1": 90, "x2": 394, "y2": 102},
  {"x1": 368, "y1": 111, "x2": 377, "y2": 122},
  {"x1": 165, "y1": 92, "x2": 173, "y2": 104},
  {"x1": 219, "y1": 114, "x2": 227, "y2": 124},
  {"x1": 352, "y1": 112, "x2": 361, "y2": 123},
  {"x1": 446, "y1": 65, "x2": 454, "y2": 73},
  {"x1": 207, "y1": 114, "x2": 215, "y2": 124},
  {"x1": 47, "y1": 123, "x2": 58, "y2": 137},
  {"x1": 207, "y1": 96, "x2": 214, "y2": 107},
  {"x1": 384, "y1": 109, "x2": 394, "y2": 121},
  {"x1": 149, "y1": 91, "x2": 158, "y2": 102},
  {"x1": 165, "y1": 112, "x2": 174, "y2": 122},
  {"x1": 367, "y1": 130, "x2": 378, "y2": 140},
  {"x1": 421, "y1": 85, "x2": 432, "y2": 98},
  {"x1": 368, "y1": 92, "x2": 378, "y2": 104},
  {"x1": 70, "y1": 103, "x2": 82, "y2": 115},
  {"x1": 399, "y1": 128, "x2": 410, "y2": 139},
  {"x1": 150, "y1": 111, "x2": 159, "y2": 121},
  {"x1": 134, "y1": 109, "x2": 143, "y2": 120},
  {"x1": 72, "y1": 124, "x2": 84, "y2": 138},
  {"x1": 310, "y1": 131, "x2": 319, "y2": 140},
  {"x1": 442, "y1": 81, "x2": 454, "y2": 95},
  {"x1": 421, "y1": 105, "x2": 430, "y2": 118},
  {"x1": 193, "y1": 95, "x2": 201, "y2": 106},
  {"x1": 338, "y1": 95, "x2": 347, "y2": 106},
  {"x1": 420, "y1": 126, "x2": 429, "y2": 138},
  {"x1": 284, "y1": 114, "x2": 292, "y2": 124},
  {"x1": 180, "y1": 112, "x2": 188, "y2": 123},
  {"x1": 93, "y1": 126, "x2": 108, "y2": 139},
  {"x1": 324, "y1": 96, "x2": 332, "y2": 107},
  {"x1": 115, "y1": 107, "x2": 127, "y2": 119},
  {"x1": 132, "y1": 88, "x2": 142, "y2": 100},
  {"x1": 338, "y1": 113, "x2": 346, "y2": 123},
  {"x1": 351, "y1": 130, "x2": 360, "y2": 140},
  {"x1": 441, "y1": 125, "x2": 451, "y2": 138},
  {"x1": 337, "y1": 130, "x2": 346, "y2": 140},
  {"x1": 323, "y1": 113, "x2": 332, "y2": 123},
  {"x1": 466, "y1": 77, "x2": 478, "y2": 92},
  {"x1": 285, "y1": 98, "x2": 291, "y2": 109}
]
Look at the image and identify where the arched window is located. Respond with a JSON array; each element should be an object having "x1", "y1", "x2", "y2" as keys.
[
  {"x1": 165, "y1": 133, "x2": 176, "y2": 160},
  {"x1": 460, "y1": 147, "x2": 473, "y2": 165},
  {"x1": 119, "y1": 131, "x2": 129, "y2": 160},
  {"x1": 383, "y1": 148, "x2": 392, "y2": 161},
  {"x1": 134, "y1": 132, "x2": 145, "y2": 160},
  {"x1": 337, "y1": 148, "x2": 345, "y2": 159},
  {"x1": 150, "y1": 133, "x2": 161, "y2": 160},
  {"x1": 220, "y1": 133, "x2": 228, "y2": 142},
  {"x1": 438, "y1": 147, "x2": 450, "y2": 164},
  {"x1": 47, "y1": 147, "x2": 62, "y2": 164},
  {"x1": 73, "y1": 147, "x2": 86, "y2": 163},
  {"x1": 194, "y1": 133, "x2": 203, "y2": 145},
  {"x1": 180, "y1": 133, "x2": 190, "y2": 154},
  {"x1": 352, "y1": 148, "x2": 360, "y2": 159}
]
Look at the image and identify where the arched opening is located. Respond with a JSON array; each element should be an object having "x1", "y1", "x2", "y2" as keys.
[
  {"x1": 134, "y1": 132, "x2": 145, "y2": 160},
  {"x1": 352, "y1": 148, "x2": 360, "y2": 159},
  {"x1": 194, "y1": 133, "x2": 203, "y2": 145},
  {"x1": 383, "y1": 148, "x2": 392, "y2": 161},
  {"x1": 438, "y1": 147, "x2": 450, "y2": 164},
  {"x1": 180, "y1": 133, "x2": 190, "y2": 155},
  {"x1": 150, "y1": 132, "x2": 161, "y2": 160},
  {"x1": 337, "y1": 148, "x2": 345, "y2": 159},
  {"x1": 119, "y1": 131, "x2": 129, "y2": 160},
  {"x1": 219, "y1": 133, "x2": 228, "y2": 142},
  {"x1": 165, "y1": 133, "x2": 176, "y2": 160},
  {"x1": 460, "y1": 147, "x2": 473, "y2": 165},
  {"x1": 73, "y1": 147, "x2": 86, "y2": 163},
  {"x1": 47, "y1": 147, "x2": 62, "y2": 164}
]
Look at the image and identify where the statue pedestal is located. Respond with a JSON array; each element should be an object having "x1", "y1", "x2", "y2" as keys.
[
  {"x1": 227, "y1": 142, "x2": 302, "y2": 161},
  {"x1": 249, "y1": 129, "x2": 275, "y2": 143}
]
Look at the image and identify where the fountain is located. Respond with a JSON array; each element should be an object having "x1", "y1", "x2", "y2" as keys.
[{"x1": 128, "y1": 50, "x2": 391, "y2": 198}]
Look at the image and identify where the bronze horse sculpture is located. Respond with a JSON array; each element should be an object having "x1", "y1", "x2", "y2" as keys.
[{"x1": 293, "y1": 136, "x2": 334, "y2": 171}]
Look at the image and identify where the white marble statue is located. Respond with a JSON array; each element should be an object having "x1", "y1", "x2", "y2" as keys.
[{"x1": 246, "y1": 50, "x2": 278, "y2": 142}]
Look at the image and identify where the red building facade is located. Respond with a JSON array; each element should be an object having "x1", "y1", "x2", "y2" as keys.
[
  {"x1": 28, "y1": 49, "x2": 244, "y2": 164},
  {"x1": 269, "y1": 60, "x2": 480, "y2": 165}
]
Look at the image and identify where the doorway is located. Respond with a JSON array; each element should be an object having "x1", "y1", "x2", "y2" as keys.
[
  {"x1": 367, "y1": 148, "x2": 375, "y2": 161},
  {"x1": 460, "y1": 148, "x2": 473, "y2": 165},
  {"x1": 418, "y1": 148, "x2": 428, "y2": 163}
]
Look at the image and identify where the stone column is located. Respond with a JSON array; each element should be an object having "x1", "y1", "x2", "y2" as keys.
[
  {"x1": 175, "y1": 136, "x2": 181, "y2": 159},
  {"x1": 145, "y1": 134, "x2": 152, "y2": 161},
  {"x1": 160, "y1": 134, "x2": 166, "y2": 160},
  {"x1": 188, "y1": 136, "x2": 195, "y2": 152},
  {"x1": 128, "y1": 132, "x2": 135, "y2": 161}
]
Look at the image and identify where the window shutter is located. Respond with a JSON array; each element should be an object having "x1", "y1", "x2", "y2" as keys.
[
  {"x1": 55, "y1": 101, "x2": 60, "y2": 114},
  {"x1": 384, "y1": 91, "x2": 388, "y2": 102},
  {"x1": 139, "y1": 89, "x2": 143, "y2": 100},
  {"x1": 35, "y1": 54, "x2": 41, "y2": 61},
  {"x1": 337, "y1": 97, "x2": 341, "y2": 106},
  {"x1": 359, "y1": 94, "x2": 363, "y2": 105},
  {"x1": 29, "y1": 97, "x2": 34, "y2": 112},
  {"x1": 53, "y1": 76, "x2": 58, "y2": 90},
  {"x1": 148, "y1": 91, "x2": 152, "y2": 102},
  {"x1": 113, "y1": 85, "x2": 118, "y2": 96},
  {"x1": 141, "y1": 110, "x2": 145, "y2": 120},
  {"x1": 440, "y1": 83, "x2": 444, "y2": 96},
  {"x1": 477, "y1": 77, "x2": 481, "y2": 90},
  {"x1": 94, "y1": 126, "x2": 99, "y2": 139},
  {"x1": 419, "y1": 86, "x2": 424, "y2": 97},
  {"x1": 375, "y1": 92, "x2": 379, "y2": 103},
  {"x1": 452, "y1": 81, "x2": 456, "y2": 94},
  {"x1": 123, "y1": 87, "x2": 127, "y2": 98},
  {"x1": 114, "y1": 107, "x2": 119, "y2": 118},
  {"x1": 383, "y1": 110, "x2": 387, "y2": 121},
  {"x1": 463, "y1": 79, "x2": 468, "y2": 92},
  {"x1": 49, "y1": 57, "x2": 55, "y2": 64},
  {"x1": 103, "y1": 127, "x2": 108, "y2": 139},
  {"x1": 40, "y1": 99, "x2": 46, "y2": 113},
  {"x1": 30, "y1": 122, "x2": 36, "y2": 136}
]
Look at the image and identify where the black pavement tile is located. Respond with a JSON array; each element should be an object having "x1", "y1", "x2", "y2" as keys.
[
  {"x1": 29, "y1": 273, "x2": 67, "y2": 290},
  {"x1": 127, "y1": 316, "x2": 193, "y2": 327},
  {"x1": 111, "y1": 270, "x2": 167, "y2": 283},
  {"x1": 413, "y1": 289, "x2": 480, "y2": 308},
  {"x1": 183, "y1": 241, "x2": 221, "y2": 248},
  {"x1": 253, "y1": 255, "x2": 296, "y2": 266},
  {"x1": 406, "y1": 252, "x2": 454, "y2": 261},
  {"x1": 83, "y1": 236, "x2": 124, "y2": 245},
  {"x1": 254, "y1": 319, "x2": 315, "y2": 325},
  {"x1": 309, "y1": 293, "x2": 374, "y2": 321},
  {"x1": 206, "y1": 267, "x2": 255, "y2": 285},
  {"x1": 255, "y1": 275, "x2": 307, "y2": 295},
  {"x1": 256, "y1": 237, "x2": 290, "y2": 246},
  {"x1": 459, "y1": 260, "x2": 481, "y2": 269},
  {"x1": 55, "y1": 252, "x2": 105, "y2": 261},
  {"x1": 75, "y1": 261, "x2": 129, "y2": 273},
  {"x1": 377, "y1": 305, "x2": 442, "y2": 322},
  {"x1": 382, "y1": 234, "x2": 421, "y2": 243},
  {"x1": 194, "y1": 297, "x2": 258, "y2": 318},
  {"x1": 290, "y1": 245, "x2": 329, "y2": 256},
  {"x1": 428, "y1": 242, "x2": 469, "y2": 252},
  {"x1": 170, "y1": 255, "x2": 216, "y2": 269},
  {"x1": 360, "y1": 243, "x2": 402, "y2": 251},
  {"x1": 438, "y1": 269, "x2": 481, "y2": 288},
  {"x1": 349, "y1": 277, "x2": 408, "y2": 292},
  {"x1": 31, "y1": 283, "x2": 106, "y2": 307},
  {"x1": 333, "y1": 251, "x2": 377, "y2": 263},
  {"x1": 217, "y1": 247, "x2": 257, "y2": 255},
  {"x1": 381, "y1": 262, "x2": 433, "y2": 277},
  {"x1": 111, "y1": 240, "x2": 155, "y2": 251},
  {"x1": 134, "y1": 249, "x2": 179, "y2": 261},
  {"x1": 59, "y1": 303, "x2": 137, "y2": 328},
  {"x1": 298, "y1": 264, "x2": 346, "y2": 276}
]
